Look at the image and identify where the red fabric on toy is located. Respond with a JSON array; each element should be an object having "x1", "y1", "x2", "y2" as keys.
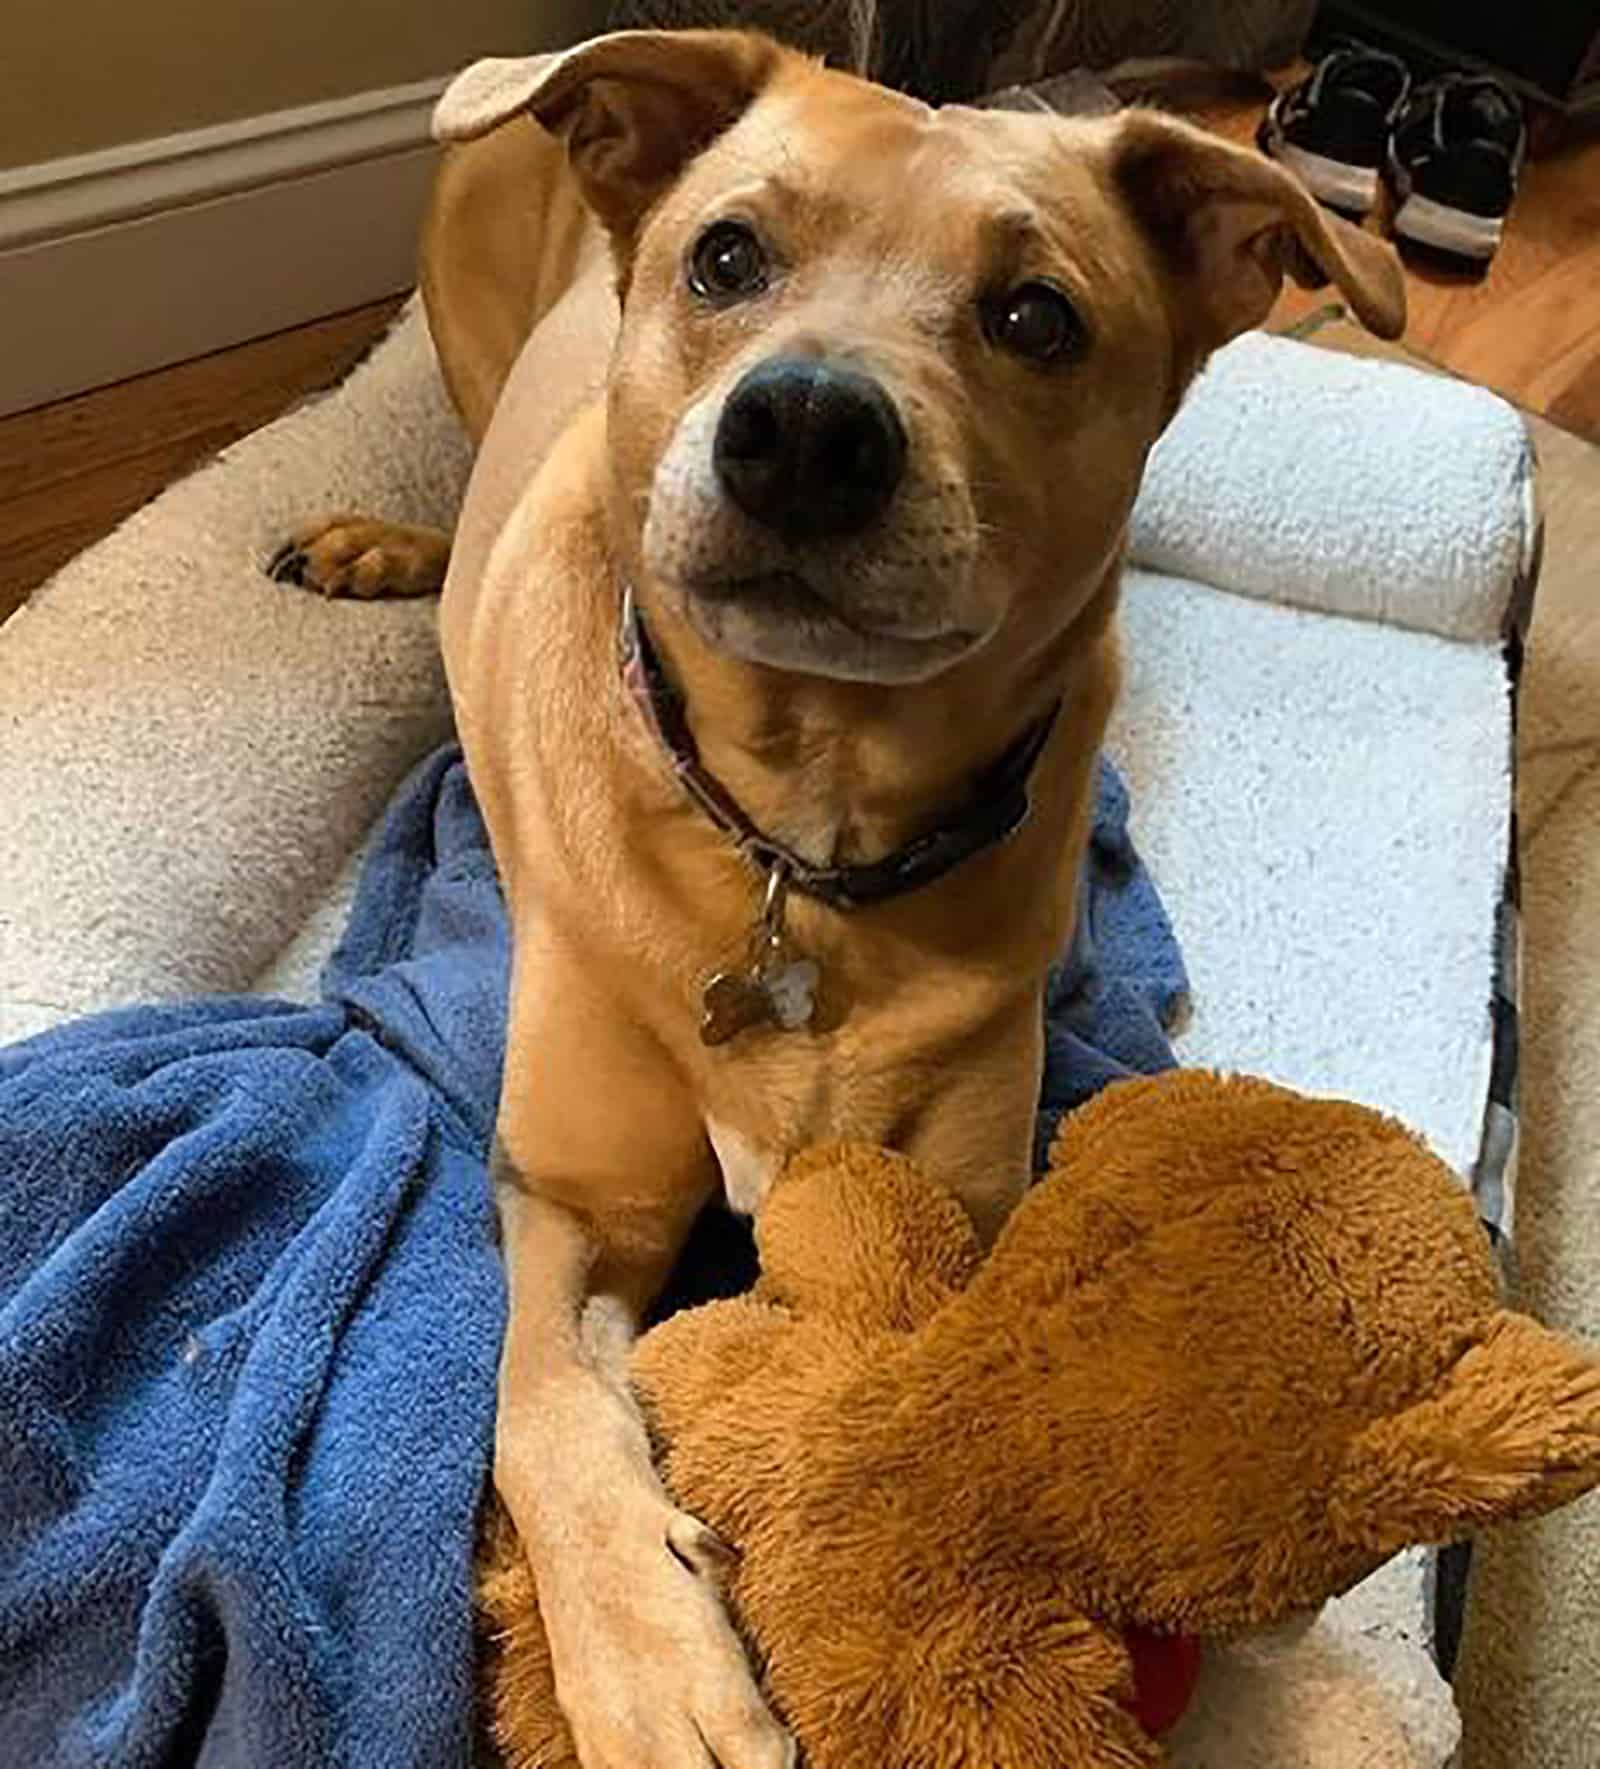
[{"x1": 1122, "y1": 1628, "x2": 1203, "y2": 1736}]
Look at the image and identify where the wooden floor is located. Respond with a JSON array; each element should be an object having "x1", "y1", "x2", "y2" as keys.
[{"x1": 2, "y1": 98, "x2": 1597, "y2": 630}]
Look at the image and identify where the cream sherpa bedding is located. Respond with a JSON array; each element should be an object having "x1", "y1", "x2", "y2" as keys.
[{"x1": 0, "y1": 305, "x2": 1537, "y2": 1768}]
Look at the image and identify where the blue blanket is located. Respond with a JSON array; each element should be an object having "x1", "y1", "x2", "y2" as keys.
[{"x1": 0, "y1": 744, "x2": 1185, "y2": 1769}]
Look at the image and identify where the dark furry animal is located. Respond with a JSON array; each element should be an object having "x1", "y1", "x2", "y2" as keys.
[{"x1": 607, "y1": 0, "x2": 1309, "y2": 101}]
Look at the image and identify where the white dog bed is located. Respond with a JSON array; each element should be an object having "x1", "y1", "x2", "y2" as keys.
[{"x1": 0, "y1": 305, "x2": 1534, "y2": 1768}]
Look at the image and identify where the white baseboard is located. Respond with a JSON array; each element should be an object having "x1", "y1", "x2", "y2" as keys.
[{"x1": 0, "y1": 80, "x2": 448, "y2": 418}]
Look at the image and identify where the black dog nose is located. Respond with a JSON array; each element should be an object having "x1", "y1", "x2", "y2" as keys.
[{"x1": 713, "y1": 356, "x2": 908, "y2": 542}]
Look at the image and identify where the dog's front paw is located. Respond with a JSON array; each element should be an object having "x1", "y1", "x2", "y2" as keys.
[
  {"x1": 266, "y1": 513, "x2": 450, "y2": 599},
  {"x1": 542, "y1": 1499, "x2": 793, "y2": 1769}
]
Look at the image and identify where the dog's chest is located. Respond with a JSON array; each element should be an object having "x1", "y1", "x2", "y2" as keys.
[{"x1": 705, "y1": 1116, "x2": 779, "y2": 1215}]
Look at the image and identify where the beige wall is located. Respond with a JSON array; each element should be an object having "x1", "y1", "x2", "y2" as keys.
[{"x1": 2, "y1": 0, "x2": 608, "y2": 169}]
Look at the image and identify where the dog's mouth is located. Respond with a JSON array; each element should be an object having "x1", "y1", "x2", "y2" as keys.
[{"x1": 677, "y1": 569, "x2": 981, "y2": 683}]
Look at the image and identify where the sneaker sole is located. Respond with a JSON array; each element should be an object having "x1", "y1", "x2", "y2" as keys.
[
  {"x1": 1260, "y1": 105, "x2": 1380, "y2": 215},
  {"x1": 1392, "y1": 193, "x2": 1504, "y2": 260}
]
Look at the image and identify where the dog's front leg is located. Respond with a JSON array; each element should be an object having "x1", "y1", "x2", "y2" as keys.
[{"x1": 492, "y1": 966, "x2": 792, "y2": 1769}]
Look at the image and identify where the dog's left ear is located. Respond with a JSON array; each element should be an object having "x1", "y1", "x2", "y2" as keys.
[
  {"x1": 1109, "y1": 110, "x2": 1406, "y2": 371},
  {"x1": 434, "y1": 30, "x2": 786, "y2": 257}
]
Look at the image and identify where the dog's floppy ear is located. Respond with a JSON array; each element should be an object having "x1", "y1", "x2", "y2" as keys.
[
  {"x1": 1327, "y1": 1311, "x2": 1600, "y2": 1558},
  {"x1": 433, "y1": 31, "x2": 786, "y2": 254},
  {"x1": 1109, "y1": 110, "x2": 1405, "y2": 372}
]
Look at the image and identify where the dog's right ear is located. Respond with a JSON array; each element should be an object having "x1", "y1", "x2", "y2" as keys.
[
  {"x1": 433, "y1": 31, "x2": 786, "y2": 256},
  {"x1": 1108, "y1": 109, "x2": 1405, "y2": 390}
]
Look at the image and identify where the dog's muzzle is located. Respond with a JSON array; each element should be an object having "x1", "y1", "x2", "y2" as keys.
[{"x1": 712, "y1": 356, "x2": 908, "y2": 544}]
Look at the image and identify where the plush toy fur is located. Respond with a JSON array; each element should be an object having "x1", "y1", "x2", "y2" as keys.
[{"x1": 477, "y1": 1072, "x2": 1600, "y2": 1767}]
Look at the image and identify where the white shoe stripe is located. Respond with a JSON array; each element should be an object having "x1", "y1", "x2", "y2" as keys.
[
  {"x1": 1264, "y1": 134, "x2": 1380, "y2": 214},
  {"x1": 1392, "y1": 194, "x2": 1504, "y2": 259}
]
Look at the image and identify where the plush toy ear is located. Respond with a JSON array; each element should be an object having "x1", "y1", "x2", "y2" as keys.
[
  {"x1": 757, "y1": 1142, "x2": 983, "y2": 1332},
  {"x1": 1328, "y1": 1311, "x2": 1600, "y2": 1556},
  {"x1": 433, "y1": 30, "x2": 786, "y2": 260},
  {"x1": 1109, "y1": 110, "x2": 1405, "y2": 373}
]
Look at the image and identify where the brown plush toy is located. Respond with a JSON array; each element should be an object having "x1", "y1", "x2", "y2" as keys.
[{"x1": 478, "y1": 1072, "x2": 1600, "y2": 1768}]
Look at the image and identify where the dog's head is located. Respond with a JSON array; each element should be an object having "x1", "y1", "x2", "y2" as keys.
[{"x1": 437, "y1": 33, "x2": 1403, "y2": 686}]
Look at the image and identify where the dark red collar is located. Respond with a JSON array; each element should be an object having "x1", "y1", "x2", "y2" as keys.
[{"x1": 619, "y1": 590, "x2": 1061, "y2": 912}]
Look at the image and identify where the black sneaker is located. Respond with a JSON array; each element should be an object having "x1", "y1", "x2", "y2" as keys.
[
  {"x1": 1387, "y1": 74, "x2": 1526, "y2": 262},
  {"x1": 1259, "y1": 43, "x2": 1411, "y2": 217}
]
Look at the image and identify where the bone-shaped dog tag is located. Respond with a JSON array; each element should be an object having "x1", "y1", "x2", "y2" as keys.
[
  {"x1": 700, "y1": 970, "x2": 774, "y2": 1046},
  {"x1": 699, "y1": 864, "x2": 822, "y2": 1047},
  {"x1": 761, "y1": 955, "x2": 819, "y2": 1031}
]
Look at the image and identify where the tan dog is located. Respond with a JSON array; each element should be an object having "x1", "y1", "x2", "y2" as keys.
[{"x1": 277, "y1": 31, "x2": 1403, "y2": 1769}]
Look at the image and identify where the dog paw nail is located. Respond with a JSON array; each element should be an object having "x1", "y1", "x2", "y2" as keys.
[{"x1": 666, "y1": 1513, "x2": 739, "y2": 1579}]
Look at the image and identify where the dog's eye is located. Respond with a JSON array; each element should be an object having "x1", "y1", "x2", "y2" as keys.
[
  {"x1": 985, "y1": 282, "x2": 1083, "y2": 364},
  {"x1": 690, "y1": 222, "x2": 769, "y2": 301}
]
